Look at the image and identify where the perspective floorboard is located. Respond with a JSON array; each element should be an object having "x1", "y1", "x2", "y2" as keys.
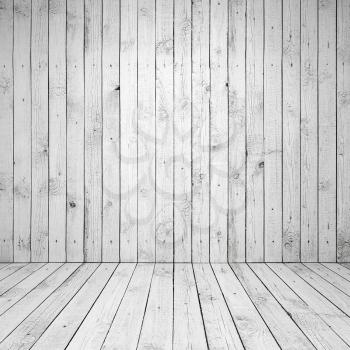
[{"x1": 0, "y1": 263, "x2": 349, "y2": 349}]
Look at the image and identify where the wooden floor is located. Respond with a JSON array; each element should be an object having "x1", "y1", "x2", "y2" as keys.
[{"x1": 0, "y1": 263, "x2": 350, "y2": 349}]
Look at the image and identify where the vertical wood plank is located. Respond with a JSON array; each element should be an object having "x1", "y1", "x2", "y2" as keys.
[
  {"x1": 264, "y1": 0, "x2": 282, "y2": 262},
  {"x1": 318, "y1": 0, "x2": 336, "y2": 262},
  {"x1": 102, "y1": 0, "x2": 120, "y2": 262},
  {"x1": 210, "y1": 0, "x2": 228, "y2": 262},
  {"x1": 300, "y1": 0, "x2": 318, "y2": 262},
  {"x1": 283, "y1": 0, "x2": 301, "y2": 262},
  {"x1": 228, "y1": 0, "x2": 246, "y2": 262},
  {"x1": 31, "y1": 0, "x2": 49, "y2": 262},
  {"x1": 66, "y1": 0, "x2": 84, "y2": 262},
  {"x1": 337, "y1": 0, "x2": 350, "y2": 262},
  {"x1": 191, "y1": 0, "x2": 210, "y2": 262},
  {"x1": 49, "y1": 0, "x2": 67, "y2": 262},
  {"x1": 13, "y1": 0, "x2": 31, "y2": 262},
  {"x1": 174, "y1": 0, "x2": 191, "y2": 262},
  {"x1": 246, "y1": 0, "x2": 264, "y2": 262},
  {"x1": 155, "y1": 0, "x2": 174, "y2": 262},
  {"x1": 0, "y1": 0, "x2": 13, "y2": 262},
  {"x1": 84, "y1": 0, "x2": 102, "y2": 261},
  {"x1": 120, "y1": 0, "x2": 138, "y2": 262},
  {"x1": 138, "y1": 0, "x2": 156, "y2": 262}
]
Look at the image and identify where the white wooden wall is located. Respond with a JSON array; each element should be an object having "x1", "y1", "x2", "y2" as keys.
[{"x1": 0, "y1": 0, "x2": 349, "y2": 262}]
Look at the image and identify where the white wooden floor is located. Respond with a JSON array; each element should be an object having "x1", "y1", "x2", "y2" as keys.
[{"x1": 0, "y1": 263, "x2": 350, "y2": 349}]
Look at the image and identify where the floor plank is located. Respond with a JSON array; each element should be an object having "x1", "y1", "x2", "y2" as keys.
[
  {"x1": 0, "y1": 263, "x2": 45, "y2": 294},
  {"x1": 137, "y1": 264, "x2": 173, "y2": 349},
  {"x1": 0, "y1": 263, "x2": 62, "y2": 315},
  {"x1": 31, "y1": 264, "x2": 117, "y2": 349},
  {"x1": 0, "y1": 263, "x2": 80, "y2": 341},
  {"x1": 101, "y1": 263, "x2": 154, "y2": 349},
  {"x1": 322, "y1": 263, "x2": 350, "y2": 281},
  {"x1": 212, "y1": 264, "x2": 279, "y2": 349},
  {"x1": 251, "y1": 263, "x2": 349, "y2": 350},
  {"x1": 231, "y1": 263, "x2": 313, "y2": 349},
  {"x1": 173, "y1": 264, "x2": 207, "y2": 349},
  {"x1": 67, "y1": 263, "x2": 135, "y2": 349},
  {"x1": 0, "y1": 264, "x2": 98, "y2": 349},
  {"x1": 0, "y1": 264, "x2": 9, "y2": 271},
  {"x1": 288, "y1": 263, "x2": 350, "y2": 316},
  {"x1": 0, "y1": 263, "x2": 27, "y2": 281},
  {"x1": 305, "y1": 263, "x2": 350, "y2": 296},
  {"x1": 0, "y1": 263, "x2": 349, "y2": 349},
  {"x1": 193, "y1": 264, "x2": 243, "y2": 350},
  {"x1": 269, "y1": 263, "x2": 350, "y2": 346}
]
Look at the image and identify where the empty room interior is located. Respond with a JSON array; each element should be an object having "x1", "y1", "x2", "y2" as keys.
[{"x1": 0, "y1": 0, "x2": 350, "y2": 348}]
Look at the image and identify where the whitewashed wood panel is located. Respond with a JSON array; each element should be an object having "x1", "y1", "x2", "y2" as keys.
[
  {"x1": 337, "y1": 0, "x2": 350, "y2": 262},
  {"x1": 174, "y1": 0, "x2": 192, "y2": 262},
  {"x1": 264, "y1": 0, "x2": 282, "y2": 262},
  {"x1": 84, "y1": 0, "x2": 102, "y2": 261},
  {"x1": 138, "y1": 0, "x2": 156, "y2": 262},
  {"x1": 246, "y1": 0, "x2": 264, "y2": 262},
  {"x1": 191, "y1": 0, "x2": 210, "y2": 263},
  {"x1": 120, "y1": 0, "x2": 138, "y2": 262},
  {"x1": 31, "y1": 0, "x2": 49, "y2": 262},
  {"x1": 210, "y1": 0, "x2": 228, "y2": 262},
  {"x1": 0, "y1": 0, "x2": 13, "y2": 263},
  {"x1": 67, "y1": 0, "x2": 84, "y2": 262},
  {"x1": 228, "y1": 0, "x2": 246, "y2": 262},
  {"x1": 102, "y1": 0, "x2": 120, "y2": 262},
  {"x1": 282, "y1": 0, "x2": 301, "y2": 262},
  {"x1": 49, "y1": 0, "x2": 67, "y2": 262},
  {"x1": 0, "y1": 0, "x2": 347, "y2": 263},
  {"x1": 300, "y1": 0, "x2": 318, "y2": 262},
  {"x1": 319, "y1": 0, "x2": 337, "y2": 262},
  {"x1": 13, "y1": 0, "x2": 31, "y2": 262},
  {"x1": 155, "y1": 0, "x2": 174, "y2": 262}
]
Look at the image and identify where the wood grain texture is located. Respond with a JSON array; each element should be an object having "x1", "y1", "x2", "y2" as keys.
[
  {"x1": 191, "y1": 0, "x2": 210, "y2": 263},
  {"x1": 174, "y1": 0, "x2": 192, "y2": 262},
  {"x1": 31, "y1": 0, "x2": 49, "y2": 262},
  {"x1": 155, "y1": 0, "x2": 174, "y2": 262},
  {"x1": 251, "y1": 263, "x2": 350, "y2": 349},
  {"x1": 173, "y1": 264, "x2": 207, "y2": 349},
  {"x1": 101, "y1": 263, "x2": 153, "y2": 349},
  {"x1": 0, "y1": 0, "x2": 348, "y2": 263},
  {"x1": 300, "y1": 0, "x2": 318, "y2": 262},
  {"x1": 246, "y1": 0, "x2": 264, "y2": 262},
  {"x1": 1, "y1": 262, "x2": 350, "y2": 348},
  {"x1": 120, "y1": 0, "x2": 138, "y2": 262},
  {"x1": 66, "y1": 0, "x2": 84, "y2": 262},
  {"x1": 264, "y1": 0, "x2": 282, "y2": 262},
  {"x1": 102, "y1": 0, "x2": 120, "y2": 262},
  {"x1": 213, "y1": 264, "x2": 279, "y2": 349},
  {"x1": 84, "y1": 0, "x2": 102, "y2": 261},
  {"x1": 193, "y1": 264, "x2": 244, "y2": 349},
  {"x1": 49, "y1": 0, "x2": 67, "y2": 262},
  {"x1": 13, "y1": 0, "x2": 31, "y2": 262},
  {"x1": 318, "y1": 0, "x2": 336, "y2": 262},
  {"x1": 210, "y1": 0, "x2": 228, "y2": 262},
  {"x1": 138, "y1": 0, "x2": 156, "y2": 262},
  {"x1": 137, "y1": 264, "x2": 173, "y2": 349},
  {"x1": 0, "y1": 0, "x2": 13, "y2": 263},
  {"x1": 337, "y1": 0, "x2": 350, "y2": 263},
  {"x1": 228, "y1": 0, "x2": 246, "y2": 262},
  {"x1": 282, "y1": 0, "x2": 301, "y2": 262},
  {"x1": 67, "y1": 263, "x2": 135, "y2": 349}
]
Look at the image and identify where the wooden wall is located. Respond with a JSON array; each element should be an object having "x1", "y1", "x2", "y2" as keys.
[{"x1": 0, "y1": 0, "x2": 349, "y2": 262}]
